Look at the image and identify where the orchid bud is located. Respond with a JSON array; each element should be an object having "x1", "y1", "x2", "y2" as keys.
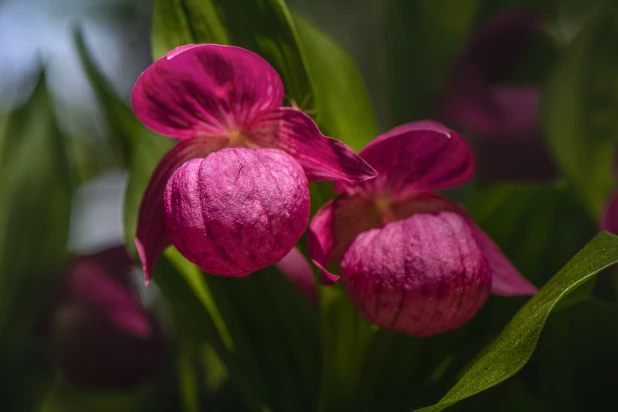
[{"x1": 164, "y1": 147, "x2": 310, "y2": 276}]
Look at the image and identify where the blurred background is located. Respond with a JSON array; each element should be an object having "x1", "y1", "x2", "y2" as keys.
[{"x1": 1, "y1": 0, "x2": 617, "y2": 411}]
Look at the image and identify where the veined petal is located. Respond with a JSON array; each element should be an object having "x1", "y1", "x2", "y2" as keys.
[
  {"x1": 164, "y1": 148, "x2": 309, "y2": 277},
  {"x1": 601, "y1": 190, "x2": 618, "y2": 235},
  {"x1": 136, "y1": 137, "x2": 226, "y2": 284},
  {"x1": 246, "y1": 108, "x2": 377, "y2": 183},
  {"x1": 341, "y1": 211, "x2": 491, "y2": 337},
  {"x1": 275, "y1": 248, "x2": 318, "y2": 304},
  {"x1": 132, "y1": 44, "x2": 284, "y2": 139},
  {"x1": 471, "y1": 223, "x2": 538, "y2": 295},
  {"x1": 335, "y1": 121, "x2": 474, "y2": 196},
  {"x1": 308, "y1": 196, "x2": 384, "y2": 284}
]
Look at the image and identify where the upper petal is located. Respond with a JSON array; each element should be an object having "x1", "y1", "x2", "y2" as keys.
[
  {"x1": 246, "y1": 108, "x2": 377, "y2": 183},
  {"x1": 132, "y1": 44, "x2": 284, "y2": 139},
  {"x1": 135, "y1": 136, "x2": 226, "y2": 284},
  {"x1": 335, "y1": 121, "x2": 474, "y2": 196}
]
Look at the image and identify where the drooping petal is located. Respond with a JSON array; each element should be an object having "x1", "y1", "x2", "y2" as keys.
[
  {"x1": 135, "y1": 137, "x2": 226, "y2": 284},
  {"x1": 335, "y1": 121, "x2": 474, "y2": 196},
  {"x1": 164, "y1": 147, "x2": 309, "y2": 277},
  {"x1": 601, "y1": 190, "x2": 618, "y2": 235},
  {"x1": 274, "y1": 247, "x2": 318, "y2": 304},
  {"x1": 340, "y1": 211, "x2": 491, "y2": 337},
  {"x1": 470, "y1": 223, "x2": 538, "y2": 295},
  {"x1": 308, "y1": 195, "x2": 384, "y2": 284},
  {"x1": 132, "y1": 44, "x2": 284, "y2": 139},
  {"x1": 246, "y1": 108, "x2": 377, "y2": 183}
]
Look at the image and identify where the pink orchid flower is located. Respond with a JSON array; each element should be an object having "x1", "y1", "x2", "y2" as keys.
[
  {"x1": 439, "y1": 11, "x2": 556, "y2": 182},
  {"x1": 132, "y1": 44, "x2": 376, "y2": 282},
  {"x1": 41, "y1": 246, "x2": 164, "y2": 389},
  {"x1": 308, "y1": 121, "x2": 537, "y2": 337}
]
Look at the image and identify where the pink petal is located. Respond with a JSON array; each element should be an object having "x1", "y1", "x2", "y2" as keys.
[
  {"x1": 132, "y1": 44, "x2": 284, "y2": 139},
  {"x1": 246, "y1": 108, "x2": 377, "y2": 183},
  {"x1": 135, "y1": 137, "x2": 226, "y2": 284},
  {"x1": 470, "y1": 223, "x2": 538, "y2": 295},
  {"x1": 601, "y1": 191, "x2": 618, "y2": 235},
  {"x1": 274, "y1": 248, "x2": 318, "y2": 304},
  {"x1": 308, "y1": 195, "x2": 385, "y2": 284},
  {"x1": 164, "y1": 148, "x2": 309, "y2": 277},
  {"x1": 340, "y1": 211, "x2": 491, "y2": 337},
  {"x1": 68, "y1": 259, "x2": 152, "y2": 339},
  {"x1": 335, "y1": 121, "x2": 474, "y2": 196}
]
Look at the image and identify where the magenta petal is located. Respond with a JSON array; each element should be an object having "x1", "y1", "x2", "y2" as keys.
[
  {"x1": 341, "y1": 211, "x2": 491, "y2": 337},
  {"x1": 246, "y1": 108, "x2": 377, "y2": 183},
  {"x1": 164, "y1": 147, "x2": 310, "y2": 276},
  {"x1": 601, "y1": 191, "x2": 618, "y2": 235},
  {"x1": 132, "y1": 44, "x2": 284, "y2": 139},
  {"x1": 135, "y1": 137, "x2": 226, "y2": 283},
  {"x1": 470, "y1": 224, "x2": 537, "y2": 296},
  {"x1": 307, "y1": 200, "x2": 339, "y2": 284},
  {"x1": 336, "y1": 121, "x2": 474, "y2": 196},
  {"x1": 308, "y1": 195, "x2": 386, "y2": 285},
  {"x1": 274, "y1": 248, "x2": 318, "y2": 304}
]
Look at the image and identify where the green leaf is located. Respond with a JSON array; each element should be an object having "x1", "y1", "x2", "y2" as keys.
[
  {"x1": 291, "y1": 12, "x2": 377, "y2": 150},
  {"x1": 414, "y1": 231, "x2": 618, "y2": 412},
  {"x1": 543, "y1": 4, "x2": 618, "y2": 217},
  {"x1": 317, "y1": 287, "x2": 375, "y2": 412},
  {"x1": 0, "y1": 72, "x2": 73, "y2": 342}
]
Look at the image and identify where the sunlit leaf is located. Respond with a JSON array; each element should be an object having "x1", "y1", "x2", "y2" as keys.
[{"x1": 414, "y1": 231, "x2": 618, "y2": 411}]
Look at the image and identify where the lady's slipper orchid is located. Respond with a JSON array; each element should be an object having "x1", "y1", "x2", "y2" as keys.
[
  {"x1": 40, "y1": 246, "x2": 164, "y2": 389},
  {"x1": 132, "y1": 44, "x2": 375, "y2": 282},
  {"x1": 308, "y1": 121, "x2": 537, "y2": 337},
  {"x1": 439, "y1": 11, "x2": 556, "y2": 182}
]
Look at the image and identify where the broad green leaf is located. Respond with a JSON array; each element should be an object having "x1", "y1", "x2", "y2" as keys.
[
  {"x1": 317, "y1": 287, "x2": 375, "y2": 412},
  {"x1": 386, "y1": 0, "x2": 479, "y2": 125},
  {"x1": 414, "y1": 231, "x2": 618, "y2": 411},
  {"x1": 291, "y1": 12, "x2": 377, "y2": 150},
  {"x1": 0, "y1": 73, "x2": 72, "y2": 342},
  {"x1": 543, "y1": 4, "x2": 618, "y2": 217},
  {"x1": 40, "y1": 382, "x2": 147, "y2": 412}
]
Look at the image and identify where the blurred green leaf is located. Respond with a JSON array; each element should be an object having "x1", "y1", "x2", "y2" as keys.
[
  {"x1": 40, "y1": 382, "x2": 147, "y2": 412},
  {"x1": 543, "y1": 3, "x2": 618, "y2": 217},
  {"x1": 291, "y1": 12, "x2": 377, "y2": 150},
  {"x1": 414, "y1": 231, "x2": 618, "y2": 411},
  {"x1": 317, "y1": 287, "x2": 375, "y2": 412},
  {"x1": 0, "y1": 73, "x2": 72, "y2": 342}
]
